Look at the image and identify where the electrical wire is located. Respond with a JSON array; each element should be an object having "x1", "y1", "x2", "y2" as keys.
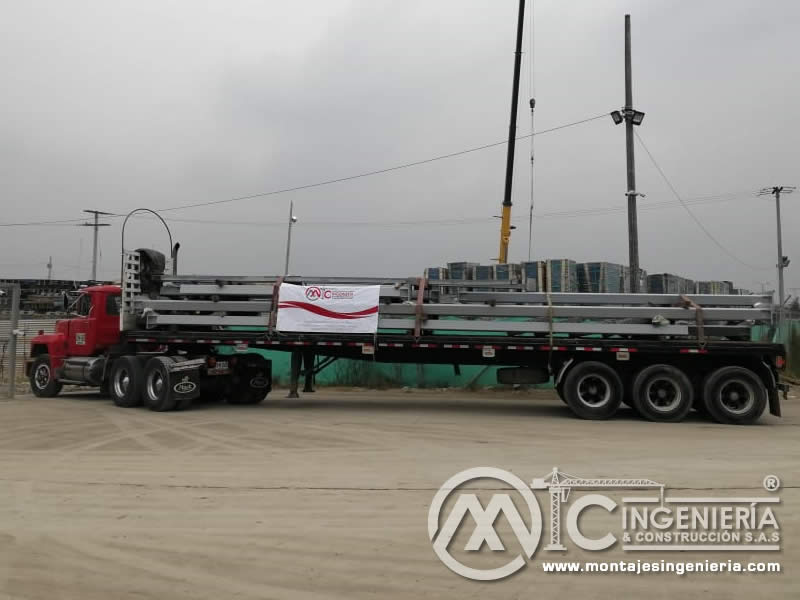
[
  {"x1": 0, "y1": 112, "x2": 611, "y2": 227},
  {"x1": 116, "y1": 192, "x2": 746, "y2": 228},
  {"x1": 634, "y1": 130, "x2": 767, "y2": 271}
]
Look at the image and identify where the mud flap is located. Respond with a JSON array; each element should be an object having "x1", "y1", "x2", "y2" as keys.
[{"x1": 169, "y1": 359, "x2": 203, "y2": 403}]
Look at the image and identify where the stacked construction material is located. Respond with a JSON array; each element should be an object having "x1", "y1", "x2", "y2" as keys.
[
  {"x1": 545, "y1": 259, "x2": 578, "y2": 292},
  {"x1": 696, "y1": 280, "x2": 734, "y2": 295},
  {"x1": 577, "y1": 262, "x2": 623, "y2": 293},
  {"x1": 520, "y1": 261, "x2": 545, "y2": 291}
]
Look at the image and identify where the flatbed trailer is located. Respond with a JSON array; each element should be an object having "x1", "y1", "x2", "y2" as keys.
[{"x1": 25, "y1": 247, "x2": 787, "y2": 424}]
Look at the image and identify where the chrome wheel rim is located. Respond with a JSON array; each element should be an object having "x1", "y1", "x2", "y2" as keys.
[
  {"x1": 644, "y1": 377, "x2": 682, "y2": 413},
  {"x1": 719, "y1": 379, "x2": 755, "y2": 415},
  {"x1": 576, "y1": 374, "x2": 612, "y2": 408},
  {"x1": 146, "y1": 370, "x2": 164, "y2": 402},
  {"x1": 34, "y1": 364, "x2": 50, "y2": 389},
  {"x1": 113, "y1": 368, "x2": 130, "y2": 397}
]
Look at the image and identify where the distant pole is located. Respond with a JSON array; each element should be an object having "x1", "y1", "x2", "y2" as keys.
[
  {"x1": 528, "y1": 97, "x2": 535, "y2": 261},
  {"x1": 497, "y1": 0, "x2": 526, "y2": 264},
  {"x1": 47, "y1": 256, "x2": 52, "y2": 281},
  {"x1": 624, "y1": 14, "x2": 640, "y2": 292},
  {"x1": 80, "y1": 210, "x2": 112, "y2": 281},
  {"x1": 7, "y1": 283, "x2": 20, "y2": 398},
  {"x1": 284, "y1": 200, "x2": 297, "y2": 277},
  {"x1": 758, "y1": 186, "x2": 795, "y2": 325}
]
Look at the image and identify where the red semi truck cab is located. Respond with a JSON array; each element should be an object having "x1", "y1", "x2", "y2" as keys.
[{"x1": 27, "y1": 285, "x2": 122, "y2": 396}]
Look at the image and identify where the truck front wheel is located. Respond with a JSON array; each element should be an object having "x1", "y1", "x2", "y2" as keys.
[
  {"x1": 30, "y1": 355, "x2": 62, "y2": 398},
  {"x1": 109, "y1": 356, "x2": 143, "y2": 408}
]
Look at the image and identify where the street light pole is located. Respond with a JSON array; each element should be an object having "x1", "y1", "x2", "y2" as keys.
[
  {"x1": 610, "y1": 15, "x2": 645, "y2": 293},
  {"x1": 284, "y1": 200, "x2": 297, "y2": 277}
]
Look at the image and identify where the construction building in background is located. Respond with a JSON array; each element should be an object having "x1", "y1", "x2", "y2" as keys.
[
  {"x1": 544, "y1": 259, "x2": 578, "y2": 292},
  {"x1": 647, "y1": 273, "x2": 695, "y2": 295},
  {"x1": 521, "y1": 261, "x2": 545, "y2": 291},
  {"x1": 695, "y1": 280, "x2": 733, "y2": 295},
  {"x1": 621, "y1": 267, "x2": 648, "y2": 293},
  {"x1": 577, "y1": 262, "x2": 623, "y2": 293}
]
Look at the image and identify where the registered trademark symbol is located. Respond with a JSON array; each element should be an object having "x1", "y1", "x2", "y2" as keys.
[{"x1": 763, "y1": 474, "x2": 781, "y2": 492}]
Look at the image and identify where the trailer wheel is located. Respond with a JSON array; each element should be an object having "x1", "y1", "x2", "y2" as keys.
[
  {"x1": 30, "y1": 355, "x2": 63, "y2": 398},
  {"x1": 109, "y1": 356, "x2": 143, "y2": 408},
  {"x1": 631, "y1": 364, "x2": 693, "y2": 422},
  {"x1": 143, "y1": 356, "x2": 178, "y2": 412},
  {"x1": 702, "y1": 366, "x2": 767, "y2": 425},
  {"x1": 562, "y1": 361, "x2": 623, "y2": 420}
]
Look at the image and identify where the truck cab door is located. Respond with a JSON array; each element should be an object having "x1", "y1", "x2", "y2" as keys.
[{"x1": 65, "y1": 294, "x2": 96, "y2": 357}]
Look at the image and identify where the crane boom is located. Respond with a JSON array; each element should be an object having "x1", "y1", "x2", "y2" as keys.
[{"x1": 498, "y1": 0, "x2": 526, "y2": 263}]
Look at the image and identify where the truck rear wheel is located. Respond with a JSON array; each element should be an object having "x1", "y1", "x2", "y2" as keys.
[
  {"x1": 562, "y1": 361, "x2": 622, "y2": 420},
  {"x1": 30, "y1": 355, "x2": 63, "y2": 398},
  {"x1": 631, "y1": 364, "x2": 693, "y2": 422},
  {"x1": 143, "y1": 356, "x2": 178, "y2": 412},
  {"x1": 702, "y1": 366, "x2": 767, "y2": 425},
  {"x1": 109, "y1": 356, "x2": 143, "y2": 408}
]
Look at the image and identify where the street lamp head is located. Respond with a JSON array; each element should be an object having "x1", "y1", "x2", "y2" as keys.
[
  {"x1": 610, "y1": 110, "x2": 624, "y2": 125},
  {"x1": 631, "y1": 110, "x2": 645, "y2": 125},
  {"x1": 290, "y1": 215, "x2": 298, "y2": 223}
]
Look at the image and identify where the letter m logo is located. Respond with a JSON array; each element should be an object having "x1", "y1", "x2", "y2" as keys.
[{"x1": 433, "y1": 493, "x2": 539, "y2": 558}]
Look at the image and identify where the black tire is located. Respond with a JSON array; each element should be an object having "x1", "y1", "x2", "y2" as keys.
[
  {"x1": 631, "y1": 364, "x2": 693, "y2": 422},
  {"x1": 562, "y1": 361, "x2": 623, "y2": 420},
  {"x1": 109, "y1": 356, "x2": 144, "y2": 408},
  {"x1": 143, "y1": 356, "x2": 178, "y2": 412},
  {"x1": 702, "y1": 366, "x2": 767, "y2": 425},
  {"x1": 29, "y1": 355, "x2": 63, "y2": 397}
]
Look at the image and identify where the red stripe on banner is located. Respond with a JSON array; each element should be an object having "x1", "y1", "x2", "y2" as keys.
[{"x1": 278, "y1": 301, "x2": 379, "y2": 320}]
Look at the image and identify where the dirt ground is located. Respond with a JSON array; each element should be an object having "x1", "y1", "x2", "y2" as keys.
[{"x1": 0, "y1": 387, "x2": 797, "y2": 599}]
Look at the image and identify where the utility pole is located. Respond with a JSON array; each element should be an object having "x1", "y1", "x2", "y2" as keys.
[
  {"x1": 80, "y1": 210, "x2": 112, "y2": 281},
  {"x1": 47, "y1": 256, "x2": 52, "y2": 281},
  {"x1": 758, "y1": 186, "x2": 794, "y2": 324},
  {"x1": 497, "y1": 0, "x2": 526, "y2": 264}
]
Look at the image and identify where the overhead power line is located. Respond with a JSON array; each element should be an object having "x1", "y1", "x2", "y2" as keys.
[
  {"x1": 133, "y1": 192, "x2": 751, "y2": 228},
  {"x1": 0, "y1": 111, "x2": 610, "y2": 228},
  {"x1": 156, "y1": 112, "x2": 610, "y2": 213},
  {"x1": 634, "y1": 130, "x2": 767, "y2": 271}
]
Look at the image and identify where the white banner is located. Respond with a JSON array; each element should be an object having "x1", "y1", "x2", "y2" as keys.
[{"x1": 276, "y1": 283, "x2": 380, "y2": 334}]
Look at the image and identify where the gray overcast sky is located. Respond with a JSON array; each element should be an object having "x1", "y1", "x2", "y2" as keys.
[{"x1": 0, "y1": 0, "x2": 797, "y2": 293}]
